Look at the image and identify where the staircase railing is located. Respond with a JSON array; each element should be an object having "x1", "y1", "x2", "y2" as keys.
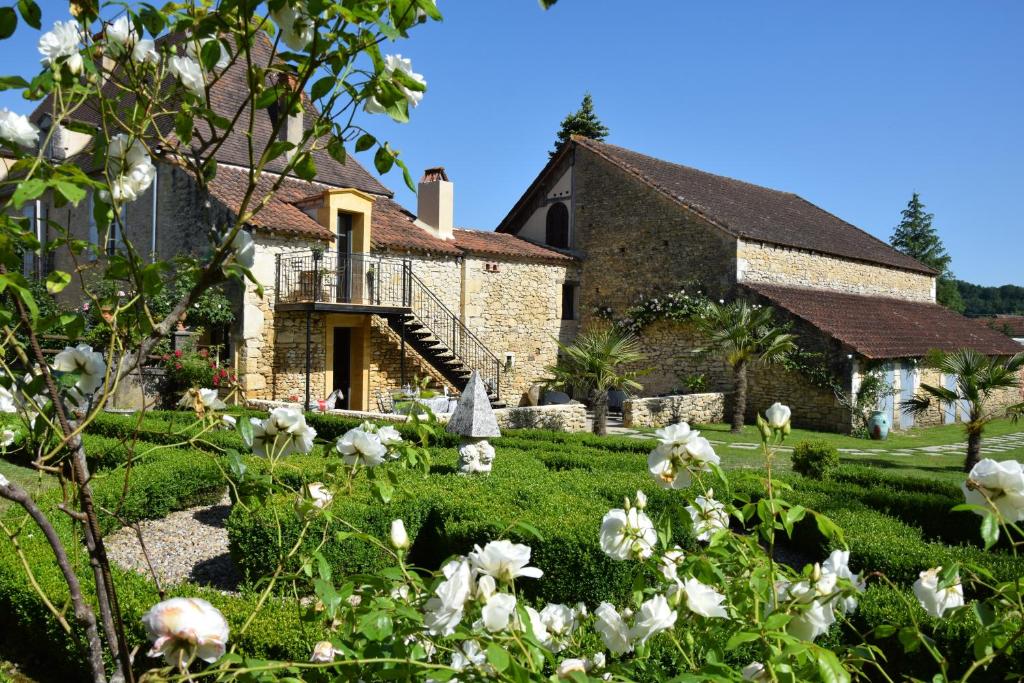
[{"x1": 402, "y1": 263, "x2": 502, "y2": 401}]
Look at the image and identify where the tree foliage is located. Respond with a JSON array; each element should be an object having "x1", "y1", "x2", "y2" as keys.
[
  {"x1": 549, "y1": 92, "x2": 609, "y2": 159},
  {"x1": 957, "y1": 280, "x2": 1024, "y2": 316},
  {"x1": 889, "y1": 193, "x2": 964, "y2": 311}
]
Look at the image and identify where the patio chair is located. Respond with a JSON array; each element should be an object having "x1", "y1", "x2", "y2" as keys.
[{"x1": 376, "y1": 389, "x2": 395, "y2": 414}]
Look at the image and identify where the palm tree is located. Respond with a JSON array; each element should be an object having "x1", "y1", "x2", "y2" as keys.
[
  {"x1": 901, "y1": 349, "x2": 1024, "y2": 472},
  {"x1": 696, "y1": 302, "x2": 796, "y2": 433},
  {"x1": 545, "y1": 327, "x2": 646, "y2": 436}
]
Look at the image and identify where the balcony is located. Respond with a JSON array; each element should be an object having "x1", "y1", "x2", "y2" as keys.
[{"x1": 275, "y1": 251, "x2": 412, "y2": 313}]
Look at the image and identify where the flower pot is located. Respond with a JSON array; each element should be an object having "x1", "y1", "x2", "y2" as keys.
[{"x1": 868, "y1": 411, "x2": 890, "y2": 441}]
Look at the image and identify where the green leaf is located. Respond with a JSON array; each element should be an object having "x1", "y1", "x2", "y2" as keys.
[
  {"x1": 139, "y1": 4, "x2": 166, "y2": 36},
  {"x1": 238, "y1": 415, "x2": 253, "y2": 448},
  {"x1": 511, "y1": 521, "x2": 544, "y2": 541},
  {"x1": 355, "y1": 133, "x2": 375, "y2": 153},
  {"x1": 54, "y1": 180, "x2": 87, "y2": 205},
  {"x1": 0, "y1": 9, "x2": 18, "y2": 41},
  {"x1": 15, "y1": 0, "x2": 39, "y2": 29},
  {"x1": 981, "y1": 513, "x2": 999, "y2": 549},
  {"x1": 293, "y1": 153, "x2": 316, "y2": 181},
  {"x1": 372, "y1": 478, "x2": 394, "y2": 503},
  {"x1": 327, "y1": 138, "x2": 346, "y2": 165},
  {"x1": 175, "y1": 112, "x2": 194, "y2": 146},
  {"x1": 725, "y1": 631, "x2": 760, "y2": 649},
  {"x1": 374, "y1": 146, "x2": 394, "y2": 175},
  {"x1": 310, "y1": 76, "x2": 334, "y2": 101},
  {"x1": 815, "y1": 650, "x2": 850, "y2": 683},
  {"x1": 59, "y1": 312, "x2": 84, "y2": 339},
  {"x1": 357, "y1": 611, "x2": 393, "y2": 641},
  {"x1": 485, "y1": 643, "x2": 510, "y2": 673},
  {"x1": 12, "y1": 178, "x2": 47, "y2": 209},
  {"x1": 200, "y1": 38, "x2": 222, "y2": 71},
  {"x1": 44, "y1": 270, "x2": 71, "y2": 294}
]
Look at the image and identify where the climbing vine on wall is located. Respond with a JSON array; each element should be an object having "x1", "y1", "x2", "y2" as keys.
[{"x1": 594, "y1": 287, "x2": 714, "y2": 336}]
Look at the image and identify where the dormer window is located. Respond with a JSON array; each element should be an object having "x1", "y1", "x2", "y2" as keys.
[{"x1": 545, "y1": 201, "x2": 569, "y2": 248}]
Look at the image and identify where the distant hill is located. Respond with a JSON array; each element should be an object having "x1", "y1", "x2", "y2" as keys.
[{"x1": 957, "y1": 280, "x2": 1024, "y2": 316}]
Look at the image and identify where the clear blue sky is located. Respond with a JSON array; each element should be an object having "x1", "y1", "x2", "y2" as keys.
[{"x1": 3, "y1": 1, "x2": 1022, "y2": 285}]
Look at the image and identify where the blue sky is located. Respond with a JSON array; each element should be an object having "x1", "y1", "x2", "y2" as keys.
[{"x1": 3, "y1": 1, "x2": 1022, "y2": 285}]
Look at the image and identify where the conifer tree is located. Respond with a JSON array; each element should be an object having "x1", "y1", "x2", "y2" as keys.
[
  {"x1": 890, "y1": 193, "x2": 965, "y2": 311},
  {"x1": 549, "y1": 92, "x2": 610, "y2": 159}
]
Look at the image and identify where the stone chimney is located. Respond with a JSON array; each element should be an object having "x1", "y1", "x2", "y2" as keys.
[
  {"x1": 417, "y1": 167, "x2": 454, "y2": 240},
  {"x1": 275, "y1": 72, "x2": 304, "y2": 160}
]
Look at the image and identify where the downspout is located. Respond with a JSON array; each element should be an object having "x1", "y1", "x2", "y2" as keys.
[
  {"x1": 34, "y1": 199, "x2": 42, "y2": 276},
  {"x1": 149, "y1": 164, "x2": 159, "y2": 262}
]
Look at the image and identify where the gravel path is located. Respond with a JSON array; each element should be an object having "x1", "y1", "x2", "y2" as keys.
[{"x1": 106, "y1": 492, "x2": 240, "y2": 593}]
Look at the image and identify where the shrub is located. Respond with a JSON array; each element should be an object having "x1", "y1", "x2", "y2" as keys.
[{"x1": 791, "y1": 439, "x2": 839, "y2": 479}]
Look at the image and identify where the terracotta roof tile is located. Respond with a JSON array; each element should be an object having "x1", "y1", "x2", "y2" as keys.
[
  {"x1": 977, "y1": 316, "x2": 1024, "y2": 339},
  {"x1": 451, "y1": 229, "x2": 574, "y2": 262},
  {"x1": 542, "y1": 137, "x2": 935, "y2": 275},
  {"x1": 370, "y1": 198, "x2": 462, "y2": 256},
  {"x1": 746, "y1": 283, "x2": 1022, "y2": 359},
  {"x1": 202, "y1": 165, "x2": 333, "y2": 240}
]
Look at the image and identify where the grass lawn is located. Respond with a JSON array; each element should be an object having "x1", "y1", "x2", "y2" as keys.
[{"x1": 0, "y1": 459, "x2": 55, "y2": 511}]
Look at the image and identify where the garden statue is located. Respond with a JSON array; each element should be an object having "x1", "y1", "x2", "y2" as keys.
[{"x1": 446, "y1": 370, "x2": 501, "y2": 474}]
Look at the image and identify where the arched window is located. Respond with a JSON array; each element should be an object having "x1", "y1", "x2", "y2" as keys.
[{"x1": 545, "y1": 202, "x2": 569, "y2": 248}]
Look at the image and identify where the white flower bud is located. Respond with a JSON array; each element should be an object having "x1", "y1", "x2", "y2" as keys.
[{"x1": 390, "y1": 519, "x2": 409, "y2": 550}]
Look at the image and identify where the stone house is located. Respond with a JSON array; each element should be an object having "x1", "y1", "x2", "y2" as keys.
[
  {"x1": 495, "y1": 136, "x2": 1022, "y2": 431},
  {"x1": 13, "y1": 35, "x2": 578, "y2": 412}
]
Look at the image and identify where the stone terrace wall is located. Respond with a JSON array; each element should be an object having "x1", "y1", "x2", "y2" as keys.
[
  {"x1": 748, "y1": 364, "x2": 853, "y2": 433},
  {"x1": 630, "y1": 320, "x2": 733, "y2": 397},
  {"x1": 462, "y1": 255, "x2": 580, "y2": 403},
  {"x1": 623, "y1": 392, "x2": 725, "y2": 428},
  {"x1": 493, "y1": 403, "x2": 587, "y2": 432},
  {"x1": 737, "y1": 240, "x2": 935, "y2": 302}
]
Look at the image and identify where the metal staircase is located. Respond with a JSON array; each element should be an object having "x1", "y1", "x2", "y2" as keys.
[
  {"x1": 274, "y1": 251, "x2": 503, "y2": 406},
  {"x1": 384, "y1": 266, "x2": 504, "y2": 406}
]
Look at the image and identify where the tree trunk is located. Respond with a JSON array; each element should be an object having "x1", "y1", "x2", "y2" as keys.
[
  {"x1": 592, "y1": 389, "x2": 609, "y2": 436},
  {"x1": 731, "y1": 362, "x2": 747, "y2": 433},
  {"x1": 964, "y1": 430, "x2": 983, "y2": 473}
]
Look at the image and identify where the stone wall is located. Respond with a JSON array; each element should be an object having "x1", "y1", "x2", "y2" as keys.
[
  {"x1": 572, "y1": 146, "x2": 738, "y2": 326},
  {"x1": 400, "y1": 250, "x2": 463, "y2": 314},
  {"x1": 461, "y1": 255, "x2": 579, "y2": 403},
  {"x1": 747, "y1": 364, "x2": 853, "y2": 433},
  {"x1": 622, "y1": 392, "x2": 725, "y2": 428},
  {"x1": 493, "y1": 403, "x2": 587, "y2": 432},
  {"x1": 629, "y1": 319, "x2": 733, "y2": 397},
  {"x1": 736, "y1": 240, "x2": 935, "y2": 302},
  {"x1": 368, "y1": 315, "x2": 456, "y2": 401},
  {"x1": 240, "y1": 231, "x2": 329, "y2": 400}
]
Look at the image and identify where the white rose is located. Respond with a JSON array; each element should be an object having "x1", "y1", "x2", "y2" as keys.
[
  {"x1": 765, "y1": 402, "x2": 792, "y2": 430},
  {"x1": 913, "y1": 566, "x2": 964, "y2": 619},
  {"x1": 169, "y1": 55, "x2": 206, "y2": 98},
  {"x1": 423, "y1": 557, "x2": 472, "y2": 636},
  {"x1": 52, "y1": 343, "x2": 106, "y2": 395},
  {"x1": 686, "y1": 489, "x2": 729, "y2": 542},
  {"x1": 593, "y1": 602, "x2": 632, "y2": 655},
  {"x1": 648, "y1": 434, "x2": 719, "y2": 489},
  {"x1": 272, "y1": 2, "x2": 315, "y2": 51},
  {"x1": 221, "y1": 414, "x2": 236, "y2": 429},
  {"x1": 1, "y1": 429, "x2": 15, "y2": 449},
  {"x1": 660, "y1": 546, "x2": 685, "y2": 583},
  {"x1": 450, "y1": 640, "x2": 485, "y2": 671},
  {"x1": 821, "y1": 549, "x2": 865, "y2": 615},
  {"x1": 592, "y1": 651, "x2": 606, "y2": 669},
  {"x1": 476, "y1": 573, "x2": 496, "y2": 602},
  {"x1": 600, "y1": 507, "x2": 657, "y2": 561},
  {"x1": 556, "y1": 659, "x2": 589, "y2": 678},
  {"x1": 539, "y1": 603, "x2": 577, "y2": 636},
  {"x1": 106, "y1": 16, "x2": 137, "y2": 48},
  {"x1": 0, "y1": 385, "x2": 17, "y2": 413},
  {"x1": 480, "y1": 592, "x2": 516, "y2": 632},
  {"x1": 38, "y1": 21, "x2": 81, "y2": 69},
  {"x1": 0, "y1": 109, "x2": 40, "y2": 149},
  {"x1": 199, "y1": 388, "x2": 226, "y2": 410},
  {"x1": 336, "y1": 427, "x2": 388, "y2": 467},
  {"x1": 105, "y1": 134, "x2": 155, "y2": 205},
  {"x1": 963, "y1": 458, "x2": 1024, "y2": 522},
  {"x1": 469, "y1": 539, "x2": 543, "y2": 583},
  {"x1": 680, "y1": 577, "x2": 728, "y2": 619},
  {"x1": 390, "y1": 519, "x2": 409, "y2": 550},
  {"x1": 229, "y1": 230, "x2": 255, "y2": 269},
  {"x1": 307, "y1": 482, "x2": 332, "y2": 509},
  {"x1": 310, "y1": 640, "x2": 338, "y2": 662},
  {"x1": 252, "y1": 407, "x2": 316, "y2": 457},
  {"x1": 628, "y1": 594, "x2": 677, "y2": 646},
  {"x1": 742, "y1": 661, "x2": 769, "y2": 681},
  {"x1": 634, "y1": 489, "x2": 647, "y2": 510},
  {"x1": 132, "y1": 38, "x2": 159, "y2": 64},
  {"x1": 141, "y1": 597, "x2": 229, "y2": 666},
  {"x1": 0, "y1": 474, "x2": 9, "y2": 487},
  {"x1": 653, "y1": 421, "x2": 692, "y2": 446},
  {"x1": 376, "y1": 424, "x2": 403, "y2": 447}
]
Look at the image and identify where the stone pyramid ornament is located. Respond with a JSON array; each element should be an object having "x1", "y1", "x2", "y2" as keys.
[{"x1": 446, "y1": 370, "x2": 500, "y2": 474}]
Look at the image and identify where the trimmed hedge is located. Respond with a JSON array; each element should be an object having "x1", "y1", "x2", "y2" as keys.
[{"x1": 0, "y1": 442, "x2": 314, "y2": 679}]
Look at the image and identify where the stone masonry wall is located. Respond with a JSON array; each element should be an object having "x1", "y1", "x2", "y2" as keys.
[
  {"x1": 737, "y1": 240, "x2": 936, "y2": 302},
  {"x1": 493, "y1": 403, "x2": 587, "y2": 432},
  {"x1": 240, "y1": 232, "x2": 329, "y2": 399},
  {"x1": 368, "y1": 315, "x2": 456, "y2": 401},
  {"x1": 461, "y1": 255, "x2": 580, "y2": 404},
  {"x1": 630, "y1": 319, "x2": 733, "y2": 397},
  {"x1": 748, "y1": 364, "x2": 853, "y2": 433},
  {"x1": 572, "y1": 146, "x2": 738, "y2": 327},
  {"x1": 623, "y1": 392, "x2": 725, "y2": 428}
]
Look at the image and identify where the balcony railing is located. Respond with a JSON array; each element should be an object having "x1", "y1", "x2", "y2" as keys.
[{"x1": 275, "y1": 251, "x2": 409, "y2": 307}]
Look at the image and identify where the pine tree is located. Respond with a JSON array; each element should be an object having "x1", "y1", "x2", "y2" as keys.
[
  {"x1": 890, "y1": 193, "x2": 964, "y2": 311},
  {"x1": 549, "y1": 92, "x2": 609, "y2": 159}
]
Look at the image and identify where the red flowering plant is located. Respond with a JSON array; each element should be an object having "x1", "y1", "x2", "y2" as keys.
[{"x1": 159, "y1": 345, "x2": 236, "y2": 407}]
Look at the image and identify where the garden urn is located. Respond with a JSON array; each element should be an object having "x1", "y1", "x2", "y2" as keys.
[
  {"x1": 868, "y1": 410, "x2": 890, "y2": 440},
  {"x1": 446, "y1": 370, "x2": 500, "y2": 474}
]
